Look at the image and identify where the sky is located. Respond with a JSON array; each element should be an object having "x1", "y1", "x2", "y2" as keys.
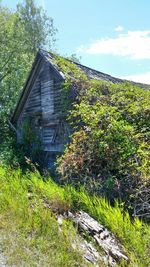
[{"x1": 2, "y1": 0, "x2": 150, "y2": 84}]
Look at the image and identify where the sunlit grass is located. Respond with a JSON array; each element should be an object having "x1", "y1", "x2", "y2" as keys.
[
  {"x1": 0, "y1": 165, "x2": 149, "y2": 266},
  {"x1": 0, "y1": 166, "x2": 85, "y2": 267}
]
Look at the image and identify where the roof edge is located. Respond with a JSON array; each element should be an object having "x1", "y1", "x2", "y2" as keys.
[
  {"x1": 11, "y1": 50, "x2": 65, "y2": 124},
  {"x1": 11, "y1": 49, "x2": 150, "y2": 124},
  {"x1": 11, "y1": 52, "x2": 42, "y2": 124},
  {"x1": 40, "y1": 49, "x2": 150, "y2": 88}
]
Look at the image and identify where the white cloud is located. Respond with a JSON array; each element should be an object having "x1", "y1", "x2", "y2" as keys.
[
  {"x1": 115, "y1": 25, "x2": 124, "y2": 32},
  {"x1": 78, "y1": 30, "x2": 150, "y2": 59},
  {"x1": 121, "y1": 72, "x2": 150, "y2": 84}
]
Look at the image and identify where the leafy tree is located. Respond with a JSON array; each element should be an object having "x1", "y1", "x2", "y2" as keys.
[
  {"x1": 66, "y1": 53, "x2": 81, "y2": 63},
  {"x1": 0, "y1": 0, "x2": 57, "y2": 142},
  {"x1": 17, "y1": 0, "x2": 57, "y2": 53}
]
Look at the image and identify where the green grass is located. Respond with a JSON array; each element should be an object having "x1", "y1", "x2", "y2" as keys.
[
  {"x1": 0, "y1": 165, "x2": 149, "y2": 266},
  {"x1": 0, "y1": 166, "x2": 87, "y2": 267}
]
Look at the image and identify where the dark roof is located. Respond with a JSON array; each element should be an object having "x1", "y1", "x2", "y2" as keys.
[
  {"x1": 40, "y1": 49, "x2": 150, "y2": 88},
  {"x1": 11, "y1": 49, "x2": 150, "y2": 124},
  {"x1": 40, "y1": 49, "x2": 123, "y2": 83},
  {"x1": 75, "y1": 62, "x2": 124, "y2": 83}
]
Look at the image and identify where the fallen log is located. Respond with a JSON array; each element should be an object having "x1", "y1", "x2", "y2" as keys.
[{"x1": 68, "y1": 211, "x2": 129, "y2": 264}]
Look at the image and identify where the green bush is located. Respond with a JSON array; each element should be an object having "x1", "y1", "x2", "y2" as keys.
[
  {"x1": 57, "y1": 81, "x2": 150, "y2": 218},
  {"x1": 0, "y1": 117, "x2": 44, "y2": 170}
]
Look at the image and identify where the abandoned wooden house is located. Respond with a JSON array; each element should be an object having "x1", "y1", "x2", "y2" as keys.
[{"x1": 11, "y1": 49, "x2": 147, "y2": 167}]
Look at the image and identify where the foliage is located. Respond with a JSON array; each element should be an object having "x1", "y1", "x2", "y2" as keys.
[
  {"x1": 57, "y1": 78, "x2": 150, "y2": 219},
  {"x1": 21, "y1": 117, "x2": 43, "y2": 164},
  {"x1": 0, "y1": 0, "x2": 57, "y2": 143},
  {"x1": 0, "y1": 118, "x2": 43, "y2": 170},
  {"x1": 67, "y1": 187, "x2": 150, "y2": 266},
  {"x1": 17, "y1": 0, "x2": 57, "y2": 52},
  {"x1": 65, "y1": 53, "x2": 82, "y2": 63},
  {"x1": 53, "y1": 54, "x2": 88, "y2": 113},
  {"x1": 0, "y1": 165, "x2": 149, "y2": 266}
]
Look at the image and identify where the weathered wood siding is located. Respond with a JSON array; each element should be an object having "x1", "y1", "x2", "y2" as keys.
[
  {"x1": 40, "y1": 62, "x2": 54, "y2": 118},
  {"x1": 17, "y1": 75, "x2": 42, "y2": 142},
  {"x1": 17, "y1": 60, "x2": 69, "y2": 153},
  {"x1": 22, "y1": 77, "x2": 41, "y2": 116},
  {"x1": 54, "y1": 81, "x2": 62, "y2": 113}
]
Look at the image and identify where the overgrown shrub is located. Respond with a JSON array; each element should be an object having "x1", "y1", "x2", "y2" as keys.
[
  {"x1": 57, "y1": 81, "x2": 150, "y2": 219},
  {"x1": 0, "y1": 117, "x2": 43, "y2": 170}
]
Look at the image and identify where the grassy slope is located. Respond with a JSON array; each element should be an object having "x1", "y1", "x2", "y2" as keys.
[{"x1": 0, "y1": 165, "x2": 150, "y2": 267}]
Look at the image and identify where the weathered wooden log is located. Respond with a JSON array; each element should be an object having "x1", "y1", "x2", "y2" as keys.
[
  {"x1": 57, "y1": 214, "x2": 106, "y2": 266},
  {"x1": 68, "y1": 211, "x2": 129, "y2": 264}
]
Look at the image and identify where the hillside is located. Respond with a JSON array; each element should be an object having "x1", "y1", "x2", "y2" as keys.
[
  {"x1": 0, "y1": 165, "x2": 150, "y2": 267},
  {"x1": 0, "y1": 53, "x2": 150, "y2": 267}
]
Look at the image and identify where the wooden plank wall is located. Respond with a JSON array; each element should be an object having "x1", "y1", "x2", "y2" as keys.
[
  {"x1": 54, "y1": 81, "x2": 62, "y2": 113},
  {"x1": 41, "y1": 79, "x2": 54, "y2": 119},
  {"x1": 17, "y1": 60, "x2": 69, "y2": 153},
  {"x1": 40, "y1": 63, "x2": 57, "y2": 149},
  {"x1": 22, "y1": 77, "x2": 41, "y2": 116},
  {"x1": 17, "y1": 76, "x2": 41, "y2": 141}
]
